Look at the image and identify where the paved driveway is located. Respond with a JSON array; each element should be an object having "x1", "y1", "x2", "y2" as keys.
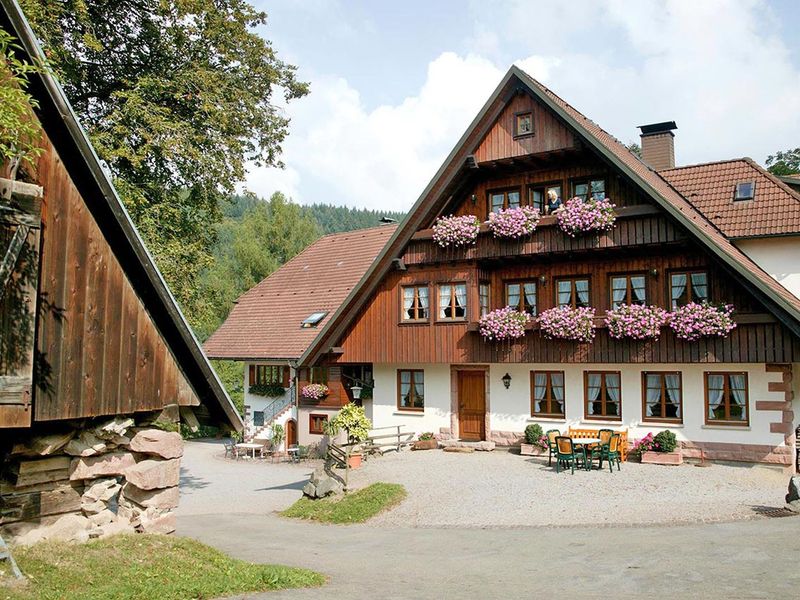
[{"x1": 178, "y1": 440, "x2": 800, "y2": 598}]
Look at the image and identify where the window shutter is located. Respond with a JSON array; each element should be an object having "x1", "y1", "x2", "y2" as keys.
[
  {"x1": 282, "y1": 367, "x2": 290, "y2": 388},
  {"x1": 248, "y1": 365, "x2": 255, "y2": 386}
]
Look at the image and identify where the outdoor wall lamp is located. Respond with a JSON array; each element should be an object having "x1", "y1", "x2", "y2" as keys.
[
  {"x1": 350, "y1": 386, "x2": 362, "y2": 400},
  {"x1": 502, "y1": 373, "x2": 512, "y2": 389},
  {"x1": 471, "y1": 194, "x2": 478, "y2": 205},
  {"x1": 539, "y1": 275, "x2": 547, "y2": 286},
  {"x1": 650, "y1": 268, "x2": 659, "y2": 277}
]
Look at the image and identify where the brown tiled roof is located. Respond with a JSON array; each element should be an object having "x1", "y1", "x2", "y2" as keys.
[
  {"x1": 203, "y1": 224, "x2": 397, "y2": 360},
  {"x1": 659, "y1": 159, "x2": 800, "y2": 238}
]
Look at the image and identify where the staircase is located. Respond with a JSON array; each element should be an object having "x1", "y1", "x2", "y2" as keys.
[{"x1": 245, "y1": 389, "x2": 294, "y2": 442}]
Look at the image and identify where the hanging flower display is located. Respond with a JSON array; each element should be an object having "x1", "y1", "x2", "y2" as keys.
[
  {"x1": 301, "y1": 383, "x2": 330, "y2": 400},
  {"x1": 556, "y1": 197, "x2": 617, "y2": 237},
  {"x1": 668, "y1": 302, "x2": 736, "y2": 342},
  {"x1": 487, "y1": 206, "x2": 540, "y2": 239},
  {"x1": 537, "y1": 306, "x2": 596, "y2": 343},
  {"x1": 431, "y1": 214, "x2": 481, "y2": 247},
  {"x1": 605, "y1": 304, "x2": 670, "y2": 340},
  {"x1": 478, "y1": 307, "x2": 530, "y2": 341}
]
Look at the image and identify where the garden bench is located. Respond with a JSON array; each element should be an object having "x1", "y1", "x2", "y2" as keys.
[
  {"x1": 363, "y1": 425, "x2": 414, "y2": 454},
  {"x1": 568, "y1": 427, "x2": 629, "y2": 461}
]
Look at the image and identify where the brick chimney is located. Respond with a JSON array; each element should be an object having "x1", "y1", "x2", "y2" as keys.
[{"x1": 638, "y1": 121, "x2": 677, "y2": 171}]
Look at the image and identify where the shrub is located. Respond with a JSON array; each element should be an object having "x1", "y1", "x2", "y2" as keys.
[
  {"x1": 653, "y1": 430, "x2": 678, "y2": 453},
  {"x1": 419, "y1": 432, "x2": 435, "y2": 441},
  {"x1": 271, "y1": 423, "x2": 285, "y2": 447},
  {"x1": 524, "y1": 423, "x2": 543, "y2": 445},
  {"x1": 605, "y1": 304, "x2": 669, "y2": 340},
  {"x1": 556, "y1": 196, "x2": 617, "y2": 237},
  {"x1": 324, "y1": 403, "x2": 372, "y2": 444},
  {"x1": 487, "y1": 206, "x2": 540, "y2": 239},
  {"x1": 538, "y1": 306, "x2": 596, "y2": 343},
  {"x1": 668, "y1": 302, "x2": 736, "y2": 341},
  {"x1": 431, "y1": 214, "x2": 481, "y2": 247},
  {"x1": 249, "y1": 382, "x2": 286, "y2": 397},
  {"x1": 301, "y1": 383, "x2": 329, "y2": 400},
  {"x1": 479, "y1": 307, "x2": 530, "y2": 341}
]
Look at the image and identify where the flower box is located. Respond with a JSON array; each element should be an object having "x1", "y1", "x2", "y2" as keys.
[
  {"x1": 640, "y1": 450, "x2": 683, "y2": 465},
  {"x1": 412, "y1": 439, "x2": 438, "y2": 451},
  {"x1": 668, "y1": 302, "x2": 736, "y2": 341},
  {"x1": 605, "y1": 304, "x2": 669, "y2": 340},
  {"x1": 556, "y1": 196, "x2": 616, "y2": 237},
  {"x1": 432, "y1": 214, "x2": 481, "y2": 247},
  {"x1": 487, "y1": 206, "x2": 540, "y2": 239},
  {"x1": 538, "y1": 306, "x2": 596, "y2": 343},
  {"x1": 479, "y1": 307, "x2": 530, "y2": 341},
  {"x1": 519, "y1": 443, "x2": 547, "y2": 456}
]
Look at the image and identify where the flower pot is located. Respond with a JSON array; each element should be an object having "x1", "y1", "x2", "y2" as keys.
[
  {"x1": 412, "y1": 439, "x2": 438, "y2": 451},
  {"x1": 347, "y1": 453, "x2": 363, "y2": 469},
  {"x1": 641, "y1": 450, "x2": 682, "y2": 465},
  {"x1": 520, "y1": 443, "x2": 547, "y2": 456}
]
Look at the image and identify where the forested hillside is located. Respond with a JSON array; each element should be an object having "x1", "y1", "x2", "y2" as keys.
[{"x1": 302, "y1": 203, "x2": 405, "y2": 234}]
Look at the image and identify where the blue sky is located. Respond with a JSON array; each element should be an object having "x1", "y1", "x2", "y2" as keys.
[{"x1": 245, "y1": 0, "x2": 800, "y2": 212}]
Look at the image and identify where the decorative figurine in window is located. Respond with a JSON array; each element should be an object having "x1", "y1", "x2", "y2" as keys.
[{"x1": 545, "y1": 189, "x2": 563, "y2": 214}]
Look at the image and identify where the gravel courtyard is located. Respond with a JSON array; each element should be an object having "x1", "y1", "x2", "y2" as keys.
[{"x1": 348, "y1": 448, "x2": 790, "y2": 528}]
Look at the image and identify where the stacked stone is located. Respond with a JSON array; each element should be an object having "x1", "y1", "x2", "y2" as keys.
[{"x1": 302, "y1": 467, "x2": 343, "y2": 499}]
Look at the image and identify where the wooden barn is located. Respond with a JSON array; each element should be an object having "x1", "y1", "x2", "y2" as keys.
[{"x1": 0, "y1": 1, "x2": 242, "y2": 538}]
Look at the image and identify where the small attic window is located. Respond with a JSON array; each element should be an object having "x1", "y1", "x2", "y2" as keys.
[
  {"x1": 734, "y1": 181, "x2": 755, "y2": 202},
  {"x1": 301, "y1": 311, "x2": 327, "y2": 328},
  {"x1": 514, "y1": 111, "x2": 533, "y2": 137}
]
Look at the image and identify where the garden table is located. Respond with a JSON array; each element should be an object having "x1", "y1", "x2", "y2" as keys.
[
  {"x1": 570, "y1": 437, "x2": 601, "y2": 470},
  {"x1": 235, "y1": 442, "x2": 263, "y2": 459}
]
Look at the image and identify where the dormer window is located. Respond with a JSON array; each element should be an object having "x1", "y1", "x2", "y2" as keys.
[
  {"x1": 734, "y1": 181, "x2": 755, "y2": 201},
  {"x1": 301, "y1": 312, "x2": 327, "y2": 328},
  {"x1": 514, "y1": 111, "x2": 533, "y2": 137}
]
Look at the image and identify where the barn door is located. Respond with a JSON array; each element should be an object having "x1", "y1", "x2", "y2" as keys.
[{"x1": 0, "y1": 179, "x2": 42, "y2": 428}]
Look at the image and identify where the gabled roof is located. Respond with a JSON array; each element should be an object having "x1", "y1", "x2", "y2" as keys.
[
  {"x1": 660, "y1": 158, "x2": 800, "y2": 238},
  {"x1": 300, "y1": 66, "x2": 800, "y2": 365},
  {"x1": 1, "y1": 0, "x2": 242, "y2": 430},
  {"x1": 204, "y1": 225, "x2": 397, "y2": 361}
]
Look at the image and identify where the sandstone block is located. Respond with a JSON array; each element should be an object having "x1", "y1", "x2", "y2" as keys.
[
  {"x1": 65, "y1": 431, "x2": 108, "y2": 457},
  {"x1": 125, "y1": 458, "x2": 181, "y2": 490},
  {"x1": 100, "y1": 519, "x2": 137, "y2": 539},
  {"x1": 70, "y1": 452, "x2": 136, "y2": 481},
  {"x1": 129, "y1": 429, "x2": 183, "y2": 459},
  {"x1": 122, "y1": 482, "x2": 179, "y2": 509},
  {"x1": 83, "y1": 477, "x2": 121, "y2": 503},
  {"x1": 88, "y1": 509, "x2": 116, "y2": 527},
  {"x1": 14, "y1": 513, "x2": 91, "y2": 546},
  {"x1": 156, "y1": 404, "x2": 181, "y2": 424},
  {"x1": 93, "y1": 417, "x2": 134, "y2": 440},
  {"x1": 140, "y1": 509, "x2": 176, "y2": 534},
  {"x1": 443, "y1": 446, "x2": 474, "y2": 453}
]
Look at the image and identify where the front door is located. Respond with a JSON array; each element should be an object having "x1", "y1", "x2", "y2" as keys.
[
  {"x1": 286, "y1": 419, "x2": 297, "y2": 447},
  {"x1": 458, "y1": 370, "x2": 486, "y2": 441}
]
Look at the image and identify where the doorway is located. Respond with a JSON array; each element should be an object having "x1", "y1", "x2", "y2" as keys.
[
  {"x1": 457, "y1": 370, "x2": 486, "y2": 441},
  {"x1": 286, "y1": 418, "x2": 297, "y2": 447}
]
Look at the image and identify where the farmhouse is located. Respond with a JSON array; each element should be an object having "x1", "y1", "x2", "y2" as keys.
[
  {"x1": 211, "y1": 66, "x2": 800, "y2": 469},
  {"x1": 0, "y1": 2, "x2": 242, "y2": 536}
]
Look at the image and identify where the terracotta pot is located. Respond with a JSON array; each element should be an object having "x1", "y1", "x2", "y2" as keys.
[
  {"x1": 520, "y1": 443, "x2": 547, "y2": 456},
  {"x1": 347, "y1": 453, "x2": 363, "y2": 469},
  {"x1": 412, "y1": 439, "x2": 438, "y2": 451},
  {"x1": 641, "y1": 450, "x2": 682, "y2": 465}
]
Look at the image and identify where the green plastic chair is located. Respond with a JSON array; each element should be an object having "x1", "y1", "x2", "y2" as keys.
[
  {"x1": 600, "y1": 434, "x2": 622, "y2": 472},
  {"x1": 554, "y1": 436, "x2": 587, "y2": 474},
  {"x1": 545, "y1": 429, "x2": 560, "y2": 466},
  {"x1": 587, "y1": 429, "x2": 615, "y2": 469}
]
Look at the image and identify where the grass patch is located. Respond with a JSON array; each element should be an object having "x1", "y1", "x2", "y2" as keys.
[
  {"x1": 0, "y1": 534, "x2": 324, "y2": 600},
  {"x1": 281, "y1": 482, "x2": 406, "y2": 524}
]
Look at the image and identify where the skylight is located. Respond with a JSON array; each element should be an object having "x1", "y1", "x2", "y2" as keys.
[
  {"x1": 734, "y1": 181, "x2": 755, "y2": 202},
  {"x1": 301, "y1": 311, "x2": 327, "y2": 328}
]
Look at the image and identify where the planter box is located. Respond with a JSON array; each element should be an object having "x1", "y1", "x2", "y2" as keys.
[
  {"x1": 641, "y1": 450, "x2": 682, "y2": 465},
  {"x1": 347, "y1": 454, "x2": 363, "y2": 469},
  {"x1": 412, "y1": 439, "x2": 438, "y2": 451},
  {"x1": 520, "y1": 443, "x2": 547, "y2": 456}
]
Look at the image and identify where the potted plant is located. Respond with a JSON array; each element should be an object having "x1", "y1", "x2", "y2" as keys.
[
  {"x1": 271, "y1": 423, "x2": 285, "y2": 454},
  {"x1": 519, "y1": 424, "x2": 548, "y2": 456},
  {"x1": 668, "y1": 302, "x2": 736, "y2": 341},
  {"x1": 538, "y1": 306, "x2": 596, "y2": 343},
  {"x1": 638, "y1": 430, "x2": 682, "y2": 465},
  {"x1": 605, "y1": 304, "x2": 669, "y2": 340},
  {"x1": 412, "y1": 432, "x2": 438, "y2": 451},
  {"x1": 487, "y1": 205, "x2": 540, "y2": 239},
  {"x1": 325, "y1": 403, "x2": 372, "y2": 469},
  {"x1": 301, "y1": 383, "x2": 329, "y2": 400},
  {"x1": 432, "y1": 214, "x2": 481, "y2": 248},
  {"x1": 478, "y1": 307, "x2": 530, "y2": 341},
  {"x1": 556, "y1": 196, "x2": 616, "y2": 237}
]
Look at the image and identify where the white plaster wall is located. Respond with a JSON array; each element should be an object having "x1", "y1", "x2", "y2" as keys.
[
  {"x1": 297, "y1": 406, "x2": 340, "y2": 447},
  {"x1": 735, "y1": 236, "x2": 800, "y2": 299}
]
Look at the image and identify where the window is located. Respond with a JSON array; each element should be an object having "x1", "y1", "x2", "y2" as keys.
[
  {"x1": 398, "y1": 369, "x2": 424, "y2": 411},
  {"x1": 572, "y1": 178, "x2": 606, "y2": 202},
  {"x1": 309, "y1": 413, "x2": 328, "y2": 434},
  {"x1": 254, "y1": 365, "x2": 284, "y2": 386},
  {"x1": 438, "y1": 283, "x2": 467, "y2": 321},
  {"x1": 514, "y1": 111, "x2": 533, "y2": 137},
  {"x1": 670, "y1": 271, "x2": 708, "y2": 308},
  {"x1": 531, "y1": 371, "x2": 565, "y2": 417},
  {"x1": 301, "y1": 311, "x2": 327, "y2": 328},
  {"x1": 528, "y1": 183, "x2": 562, "y2": 213},
  {"x1": 556, "y1": 277, "x2": 590, "y2": 308},
  {"x1": 309, "y1": 367, "x2": 328, "y2": 384},
  {"x1": 584, "y1": 371, "x2": 621, "y2": 421},
  {"x1": 488, "y1": 188, "x2": 521, "y2": 214},
  {"x1": 402, "y1": 285, "x2": 429, "y2": 321},
  {"x1": 479, "y1": 283, "x2": 491, "y2": 317},
  {"x1": 610, "y1": 274, "x2": 647, "y2": 308},
  {"x1": 734, "y1": 181, "x2": 755, "y2": 201},
  {"x1": 505, "y1": 281, "x2": 537, "y2": 315},
  {"x1": 705, "y1": 372, "x2": 749, "y2": 425},
  {"x1": 642, "y1": 372, "x2": 682, "y2": 422},
  {"x1": 253, "y1": 411, "x2": 265, "y2": 427}
]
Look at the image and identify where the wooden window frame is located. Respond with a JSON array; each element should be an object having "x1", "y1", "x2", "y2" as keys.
[
  {"x1": 570, "y1": 176, "x2": 607, "y2": 202},
  {"x1": 487, "y1": 186, "x2": 522, "y2": 216},
  {"x1": 527, "y1": 181, "x2": 563, "y2": 213},
  {"x1": 668, "y1": 269, "x2": 709, "y2": 309},
  {"x1": 504, "y1": 279, "x2": 537, "y2": 315},
  {"x1": 397, "y1": 369, "x2": 425, "y2": 412},
  {"x1": 401, "y1": 284, "x2": 430, "y2": 323},
  {"x1": 530, "y1": 371, "x2": 566, "y2": 418},
  {"x1": 609, "y1": 272, "x2": 648, "y2": 309},
  {"x1": 555, "y1": 276, "x2": 591, "y2": 309},
  {"x1": 583, "y1": 370, "x2": 622, "y2": 422},
  {"x1": 704, "y1": 371, "x2": 750, "y2": 427},
  {"x1": 309, "y1": 366, "x2": 328, "y2": 384},
  {"x1": 513, "y1": 110, "x2": 534, "y2": 138},
  {"x1": 309, "y1": 413, "x2": 328, "y2": 435},
  {"x1": 641, "y1": 371, "x2": 683, "y2": 424},
  {"x1": 479, "y1": 282, "x2": 491, "y2": 318},
  {"x1": 437, "y1": 282, "x2": 468, "y2": 322},
  {"x1": 250, "y1": 364, "x2": 288, "y2": 388}
]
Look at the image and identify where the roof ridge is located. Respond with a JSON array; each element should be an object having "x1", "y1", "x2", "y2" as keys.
[
  {"x1": 316, "y1": 223, "x2": 400, "y2": 240},
  {"x1": 659, "y1": 158, "x2": 750, "y2": 172}
]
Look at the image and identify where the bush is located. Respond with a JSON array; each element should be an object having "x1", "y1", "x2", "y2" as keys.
[
  {"x1": 653, "y1": 430, "x2": 678, "y2": 453},
  {"x1": 419, "y1": 432, "x2": 434, "y2": 440},
  {"x1": 249, "y1": 382, "x2": 286, "y2": 397},
  {"x1": 324, "y1": 403, "x2": 372, "y2": 444},
  {"x1": 524, "y1": 423, "x2": 544, "y2": 445}
]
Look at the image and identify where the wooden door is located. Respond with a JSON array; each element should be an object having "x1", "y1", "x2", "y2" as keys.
[
  {"x1": 286, "y1": 419, "x2": 297, "y2": 447},
  {"x1": 458, "y1": 370, "x2": 486, "y2": 441}
]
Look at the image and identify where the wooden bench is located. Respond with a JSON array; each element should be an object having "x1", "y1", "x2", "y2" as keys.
[
  {"x1": 363, "y1": 425, "x2": 415, "y2": 454},
  {"x1": 568, "y1": 427, "x2": 629, "y2": 461}
]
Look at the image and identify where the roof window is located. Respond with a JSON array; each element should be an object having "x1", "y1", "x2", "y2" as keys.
[
  {"x1": 301, "y1": 312, "x2": 327, "y2": 328},
  {"x1": 734, "y1": 181, "x2": 755, "y2": 202}
]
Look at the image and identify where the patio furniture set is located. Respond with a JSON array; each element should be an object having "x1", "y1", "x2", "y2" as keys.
[
  {"x1": 223, "y1": 440, "x2": 310, "y2": 463},
  {"x1": 544, "y1": 428, "x2": 623, "y2": 475}
]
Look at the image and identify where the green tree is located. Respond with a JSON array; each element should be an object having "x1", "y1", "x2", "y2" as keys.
[
  {"x1": 19, "y1": 0, "x2": 309, "y2": 312},
  {"x1": 766, "y1": 148, "x2": 800, "y2": 176}
]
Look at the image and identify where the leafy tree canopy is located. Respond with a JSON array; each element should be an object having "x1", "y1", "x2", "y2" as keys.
[{"x1": 766, "y1": 148, "x2": 800, "y2": 177}]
